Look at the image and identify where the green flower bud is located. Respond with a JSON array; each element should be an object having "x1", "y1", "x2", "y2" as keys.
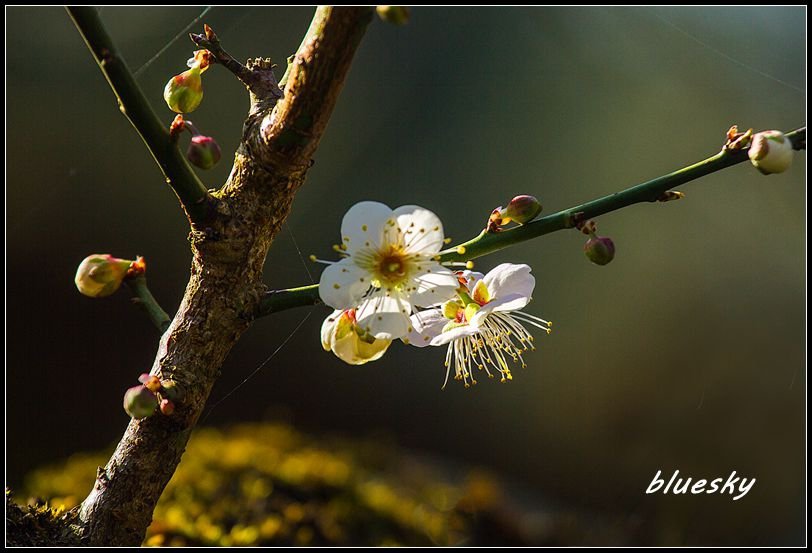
[
  {"x1": 74, "y1": 254, "x2": 133, "y2": 298},
  {"x1": 584, "y1": 236, "x2": 615, "y2": 266},
  {"x1": 748, "y1": 130, "x2": 793, "y2": 175},
  {"x1": 123, "y1": 385, "x2": 157, "y2": 419},
  {"x1": 163, "y1": 66, "x2": 203, "y2": 114},
  {"x1": 376, "y1": 6, "x2": 410, "y2": 25},
  {"x1": 502, "y1": 195, "x2": 542, "y2": 225},
  {"x1": 186, "y1": 135, "x2": 221, "y2": 170}
]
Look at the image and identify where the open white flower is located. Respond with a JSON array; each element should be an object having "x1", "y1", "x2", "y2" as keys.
[
  {"x1": 321, "y1": 309, "x2": 392, "y2": 365},
  {"x1": 317, "y1": 201, "x2": 459, "y2": 340},
  {"x1": 404, "y1": 263, "x2": 551, "y2": 388}
]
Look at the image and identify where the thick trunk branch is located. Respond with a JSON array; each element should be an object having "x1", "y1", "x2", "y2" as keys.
[{"x1": 62, "y1": 7, "x2": 374, "y2": 546}]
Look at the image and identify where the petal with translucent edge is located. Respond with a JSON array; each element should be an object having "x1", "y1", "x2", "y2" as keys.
[
  {"x1": 318, "y1": 259, "x2": 369, "y2": 310},
  {"x1": 482, "y1": 263, "x2": 535, "y2": 301},
  {"x1": 404, "y1": 309, "x2": 447, "y2": 347},
  {"x1": 340, "y1": 201, "x2": 395, "y2": 254},
  {"x1": 429, "y1": 324, "x2": 480, "y2": 346},
  {"x1": 409, "y1": 266, "x2": 459, "y2": 308},
  {"x1": 331, "y1": 332, "x2": 391, "y2": 365},
  {"x1": 355, "y1": 292, "x2": 412, "y2": 340},
  {"x1": 469, "y1": 294, "x2": 529, "y2": 326},
  {"x1": 321, "y1": 310, "x2": 343, "y2": 350},
  {"x1": 393, "y1": 205, "x2": 446, "y2": 254}
]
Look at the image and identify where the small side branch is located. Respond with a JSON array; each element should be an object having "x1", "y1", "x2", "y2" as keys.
[
  {"x1": 66, "y1": 7, "x2": 215, "y2": 226},
  {"x1": 125, "y1": 276, "x2": 172, "y2": 334},
  {"x1": 254, "y1": 126, "x2": 806, "y2": 317},
  {"x1": 190, "y1": 25, "x2": 283, "y2": 115}
]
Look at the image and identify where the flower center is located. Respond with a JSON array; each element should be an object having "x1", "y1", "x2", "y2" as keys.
[{"x1": 372, "y1": 245, "x2": 412, "y2": 286}]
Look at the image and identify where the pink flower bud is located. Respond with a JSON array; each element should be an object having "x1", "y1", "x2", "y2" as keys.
[
  {"x1": 74, "y1": 254, "x2": 133, "y2": 298},
  {"x1": 502, "y1": 195, "x2": 542, "y2": 225},
  {"x1": 186, "y1": 135, "x2": 221, "y2": 170},
  {"x1": 123, "y1": 385, "x2": 157, "y2": 419},
  {"x1": 584, "y1": 236, "x2": 615, "y2": 266},
  {"x1": 159, "y1": 398, "x2": 175, "y2": 416}
]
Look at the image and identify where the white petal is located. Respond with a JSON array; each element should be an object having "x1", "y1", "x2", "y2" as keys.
[
  {"x1": 393, "y1": 205, "x2": 446, "y2": 254},
  {"x1": 355, "y1": 292, "x2": 412, "y2": 340},
  {"x1": 318, "y1": 259, "x2": 369, "y2": 310},
  {"x1": 469, "y1": 293, "x2": 529, "y2": 326},
  {"x1": 430, "y1": 324, "x2": 480, "y2": 346},
  {"x1": 404, "y1": 309, "x2": 447, "y2": 347},
  {"x1": 340, "y1": 201, "x2": 394, "y2": 254},
  {"x1": 482, "y1": 263, "x2": 535, "y2": 301},
  {"x1": 409, "y1": 266, "x2": 460, "y2": 308},
  {"x1": 320, "y1": 309, "x2": 343, "y2": 350}
]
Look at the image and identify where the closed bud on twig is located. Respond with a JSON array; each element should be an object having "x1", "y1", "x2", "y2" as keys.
[
  {"x1": 163, "y1": 66, "x2": 204, "y2": 114},
  {"x1": 159, "y1": 398, "x2": 175, "y2": 416},
  {"x1": 376, "y1": 6, "x2": 410, "y2": 25},
  {"x1": 501, "y1": 195, "x2": 542, "y2": 225},
  {"x1": 186, "y1": 135, "x2": 221, "y2": 170},
  {"x1": 748, "y1": 130, "x2": 794, "y2": 175},
  {"x1": 123, "y1": 385, "x2": 158, "y2": 419},
  {"x1": 584, "y1": 235, "x2": 615, "y2": 266},
  {"x1": 74, "y1": 254, "x2": 133, "y2": 298}
]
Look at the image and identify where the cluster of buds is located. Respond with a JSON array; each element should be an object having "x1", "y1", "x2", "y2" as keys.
[
  {"x1": 163, "y1": 49, "x2": 212, "y2": 114},
  {"x1": 170, "y1": 115, "x2": 221, "y2": 170},
  {"x1": 487, "y1": 195, "x2": 542, "y2": 232},
  {"x1": 578, "y1": 219, "x2": 615, "y2": 266},
  {"x1": 74, "y1": 254, "x2": 145, "y2": 298},
  {"x1": 123, "y1": 373, "x2": 178, "y2": 420}
]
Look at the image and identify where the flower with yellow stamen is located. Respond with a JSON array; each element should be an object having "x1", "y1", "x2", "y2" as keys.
[
  {"x1": 317, "y1": 201, "x2": 460, "y2": 340},
  {"x1": 405, "y1": 264, "x2": 551, "y2": 388}
]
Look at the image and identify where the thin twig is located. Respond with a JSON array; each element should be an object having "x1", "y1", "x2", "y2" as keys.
[
  {"x1": 255, "y1": 126, "x2": 806, "y2": 317},
  {"x1": 189, "y1": 24, "x2": 283, "y2": 114},
  {"x1": 125, "y1": 276, "x2": 172, "y2": 334},
  {"x1": 66, "y1": 7, "x2": 215, "y2": 226}
]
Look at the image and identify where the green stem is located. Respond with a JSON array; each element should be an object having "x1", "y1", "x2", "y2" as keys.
[
  {"x1": 66, "y1": 7, "x2": 214, "y2": 225},
  {"x1": 256, "y1": 127, "x2": 805, "y2": 318},
  {"x1": 125, "y1": 276, "x2": 171, "y2": 334}
]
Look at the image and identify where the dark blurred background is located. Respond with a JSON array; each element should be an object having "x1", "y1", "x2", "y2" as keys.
[{"x1": 6, "y1": 6, "x2": 805, "y2": 546}]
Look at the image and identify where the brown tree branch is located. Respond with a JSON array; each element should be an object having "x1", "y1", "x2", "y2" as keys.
[{"x1": 57, "y1": 7, "x2": 374, "y2": 546}]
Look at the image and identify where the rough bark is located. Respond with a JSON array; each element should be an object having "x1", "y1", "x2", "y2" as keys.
[{"x1": 22, "y1": 6, "x2": 374, "y2": 546}]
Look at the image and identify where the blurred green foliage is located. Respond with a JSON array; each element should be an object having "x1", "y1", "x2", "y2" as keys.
[{"x1": 20, "y1": 423, "x2": 638, "y2": 546}]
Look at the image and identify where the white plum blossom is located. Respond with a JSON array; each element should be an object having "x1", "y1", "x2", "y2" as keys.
[
  {"x1": 321, "y1": 309, "x2": 392, "y2": 365},
  {"x1": 317, "y1": 201, "x2": 460, "y2": 340},
  {"x1": 405, "y1": 263, "x2": 551, "y2": 388}
]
